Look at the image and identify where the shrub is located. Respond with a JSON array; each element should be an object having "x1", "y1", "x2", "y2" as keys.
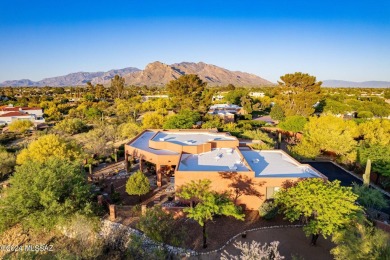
[
  {"x1": 221, "y1": 240, "x2": 284, "y2": 260},
  {"x1": 0, "y1": 146, "x2": 15, "y2": 179},
  {"x1": 258, "y1": 201, "x2": 278, "y2": 220},
  {"x1": 137, "y1": 206, "x2": 186, "y2": 246},
  {"x1": 53, "y1": 118, "x2": 88, "y2": 135},
  {"x1": 8, "y1": 120, "x2": 34, "y2": 133},
  {"x1": 352, "y1": 183, "x2": 388, "y2": 211},
  {"x1": 357, "y1": 111, "x2": 374, "y2": 119}
]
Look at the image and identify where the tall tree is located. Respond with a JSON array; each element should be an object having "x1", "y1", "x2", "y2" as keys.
[
  {"x1": 0, "y1": 158, "x2": 93, "y2": 233},
  {"x1": 163, "y1": 110, "x2": 201, "y2": 129},
  {"x1": 115, "y1": 97, "x2": 142, "y2": 122},
  {"x1": 118, "y1": 122, "x2": 142, "y2": 140},
  {"x1": 275, "y1": 179, "x2": 361, "y2": 245},
  {"x1": 110, "y1": 75, "x2": 125, "y2": 99},
  {"x1": 224, "y1": 89, "x2": 248, "y2": 105},
  {"x1": 240, "y1": 95, "x2": 260, "y2": 116},
  {"x1": 166, "y1": 74, "x2": 206, "y2": 110},
  {"x1": 177, "y1": 179, "x2": 244, "y2": 248},
  {"x1": 276, "y1": 72, "x2": 322, "y2": 117},
  {"x1": 291, "y1": 115, "x2": 358, "y2": 159},
  {"x1": 142, "y1": 112, "x2": 165, "y2": 129},
  {"x1": 331, "y1": 220, "x2": 390, "y2": 260},
  {"x1": 95, "y1": 83, "x2": 106, "y2": 100},
  {"x1": 80, "y1": 124, "x2": 117, "y2": 157},
  {"x1": 270, "y1": 104, "x2": 286, "y2": 121},
  {"x1": 278, "y1": 116, "x2": 307, "y2": 134},
  {"x1": 16, "y1": 134, "x2": 83, "y2": 165}
]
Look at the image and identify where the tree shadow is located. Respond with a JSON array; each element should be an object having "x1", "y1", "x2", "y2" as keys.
[
  {"x1": 219, "y1": 171, "x2": 266, "y2": 204},
  {"x1": 280, "y1": 178, "x2": 306, "y2": 189}
]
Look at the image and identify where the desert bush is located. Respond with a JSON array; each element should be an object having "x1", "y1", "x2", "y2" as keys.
[{"x1": 221, "y1": 240, "x2": 284, "y2": 260}]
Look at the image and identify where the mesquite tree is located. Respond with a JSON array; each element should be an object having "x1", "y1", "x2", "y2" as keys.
[
  {"x1": 275, "y1": 179, "x2": 361, "y2": 245},
  {"x1": 177, "y1": 179, "x2": 244, "y2": 248}
]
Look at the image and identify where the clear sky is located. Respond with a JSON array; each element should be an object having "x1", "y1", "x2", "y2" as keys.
[{"x1": 1, "y1": 0, "x2": 389, "y2": 83}]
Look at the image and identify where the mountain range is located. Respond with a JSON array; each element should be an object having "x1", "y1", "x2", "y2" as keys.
[
  {"x1": 0, "y1": 62, "x2": 272, "y2": 87},
  {"x1": 0, "y1": 67, "x2": 140, "y2": 87},
  {"x1": 2, "y1": 62, "x2": 389, "y2": 88},
  {"x1": 322, "y1": 80, "x2": 390, "y2": 88}
]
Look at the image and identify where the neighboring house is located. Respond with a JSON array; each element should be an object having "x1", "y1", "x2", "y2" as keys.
[
  {"x1": 208, "y1": 104, "x2": 242, "y2": 122},
  {"x1": 125, "y1": 129, "x2": 326, "y2": 210},
  {"x1": 208, "y1": 110, "x2": 235, "y2": 123},
  {"x1": 0, "y1": 104, "x2": 45, "y2": 125},
  {"x1": 212, "y1": 94, "x2": 225, "y2": 102},
  {"x1": 141, "y1": 95, "x2": 169, "y2": 102},
  {"x1": 254, "y1": 115, "x2": 277, "y2": 125},
  {"x1": 209, "y1": 104, "x2": 242, "y2": 114},
  {"x1": 249, "y1": 92, "x2": 265, "y2": 98}
]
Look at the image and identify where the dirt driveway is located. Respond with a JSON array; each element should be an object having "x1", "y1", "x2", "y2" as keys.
[{"x1": 194, "y1": 227, "x2": 334, "y2": 260}]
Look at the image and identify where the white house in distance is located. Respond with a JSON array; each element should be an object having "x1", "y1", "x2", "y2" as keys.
[
  {"x1": 208, "y1": 104, "x2": 243, "y2": 123},
  {"x1": 0, "y1": 104, "x2": 45, "y2": 125},
  {"x1": 249, "y1": 92, "x2": 265, "y2": 98},
  {"x1": 212, "y1": 94, "x2": 225, "y2": 102},
  {"x1": 209, "y1": 104, "x2": 242, "y2": 114}
]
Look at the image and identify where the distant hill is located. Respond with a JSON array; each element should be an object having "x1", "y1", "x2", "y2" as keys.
[
  {"x1": 322, "y1": 80, "x2": 390, "y2": 88},
  {"x1": 0, "y1": 67, "x2": 140, "y2": 87},
  {"x1": 0, "y1": 79, "x2": 37, "y2": 87},
  {"x1": 0, "y1": 62, "x2": 272, "y2": 87},
  {"x1": 121, "y1": 61, "x2": 272, "y2": 86}
]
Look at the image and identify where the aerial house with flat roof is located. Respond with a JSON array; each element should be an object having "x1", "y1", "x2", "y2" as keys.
[{"x1": 125, "y1": 129, "x2": 326, "y2": 210}]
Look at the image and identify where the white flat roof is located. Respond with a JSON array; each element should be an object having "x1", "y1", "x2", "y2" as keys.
[
  {"x1": 152, "y1": 132, "x2": 235, "y2": 146},
  {"x1": 130, "y1": 131, "x2": 178, "y2": 155},
  {"x1": 178, "y1": 148, "x2": 250, "y2": 172},
  {"x1": 209, "y1": 104, "x2": 242, "y2": 109},
  {"x1": 208, "y1": 111, "x2": 234, "y2": 116},
  {"x1": 241, "y1": 150, "x2": 322, "y2": 178}
]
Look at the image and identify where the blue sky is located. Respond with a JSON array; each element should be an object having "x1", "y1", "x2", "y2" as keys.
[{"x1": 0, "y1": 0, "x2": 389, "y2": 83}]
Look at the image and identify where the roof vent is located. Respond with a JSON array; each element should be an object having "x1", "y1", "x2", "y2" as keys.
[{"x1": 229, "y1": 165, "x2": 238, "y2": 171}]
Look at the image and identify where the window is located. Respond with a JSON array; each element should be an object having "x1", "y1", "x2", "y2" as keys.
[{"x1": 266, "y1": 187, "x2": 280, "y2": 200}]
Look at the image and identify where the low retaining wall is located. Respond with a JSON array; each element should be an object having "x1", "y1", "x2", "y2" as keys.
[
  {"x1": 100, "y1": 220, "x2": 196, "y2": 257},
  {"x1": 374, "y1": 220, "x2": 390, "y2": 233}
]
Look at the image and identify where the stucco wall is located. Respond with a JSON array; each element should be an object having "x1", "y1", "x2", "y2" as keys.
[{"x1": 175, "y1": 170, "x2": 302, "y2": 210}]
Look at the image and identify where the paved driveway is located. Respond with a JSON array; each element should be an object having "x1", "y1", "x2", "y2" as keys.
[
  {"x1": 308, "y1": 162, "x2": 390, "y2": 215},
  {"x1": 307, "y1": 162, "x2": 363, "y2": 186}
]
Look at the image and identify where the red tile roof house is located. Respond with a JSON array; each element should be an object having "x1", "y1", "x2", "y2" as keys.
[
  {"x1": 0, "y1": 104, "x2": 45, "y2": 125},
  {"x1": 125, "y1": 129, "x2": 327, "y2": 210}
]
